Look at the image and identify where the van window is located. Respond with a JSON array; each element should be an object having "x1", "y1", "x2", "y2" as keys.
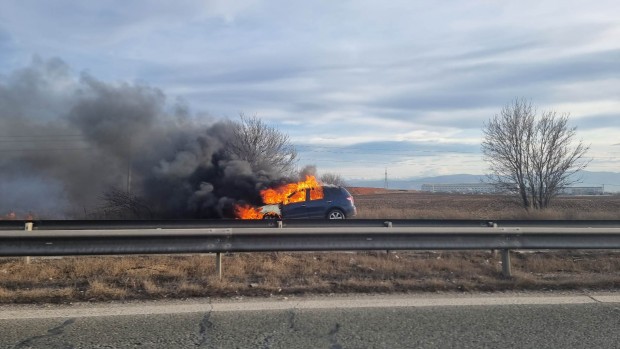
[
  {"x1": 309, "y1": 187, "x2": 324, "y2": 201},
  {"x1": 287, "y1": 190, "x2": 306, "y2": 204}
]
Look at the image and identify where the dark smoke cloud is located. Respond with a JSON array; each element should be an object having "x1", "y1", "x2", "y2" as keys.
[{"x1": 0, "y1": 57, "x2": 282, "y2": 218}]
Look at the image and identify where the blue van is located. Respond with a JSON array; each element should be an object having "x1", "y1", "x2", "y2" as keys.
[{"x1": 260, "y1": 186, "x2": 357, "y2": 219}]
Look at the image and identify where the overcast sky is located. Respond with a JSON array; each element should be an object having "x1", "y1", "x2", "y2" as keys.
[{"x1": 1, "y1": 0, "x2": 618, "y2": 181}]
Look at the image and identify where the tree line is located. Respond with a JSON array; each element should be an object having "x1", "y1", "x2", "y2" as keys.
[{"x1": 104, "y1": 99, "x2": 589, "y2": 218}]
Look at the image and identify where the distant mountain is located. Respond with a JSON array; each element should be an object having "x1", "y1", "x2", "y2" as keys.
[
  {"x1": 347, "y1": 171, "x2": 620, "y2": 192},
  {"x1": 574, "y1": 171, "x2": 620, "y2": 190},
  {"x1": 347, "y1": 174, "x2": 485, "y2": 190}
]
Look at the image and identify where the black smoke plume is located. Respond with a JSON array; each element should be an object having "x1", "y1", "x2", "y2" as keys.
[{"x1": 0, "y1": 57, "x2": 285, "y2": 218}]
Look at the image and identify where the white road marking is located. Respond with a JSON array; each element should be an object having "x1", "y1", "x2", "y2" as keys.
[{"x1": 1, "y1": 293, "x2": 618, "y2": 320}]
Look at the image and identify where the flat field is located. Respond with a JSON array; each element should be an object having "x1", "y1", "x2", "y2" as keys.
[
  {"x1": 351, "y1": 190, "x2": 620, "y2": 220},
  {"x1": 2, "y1": 190, "x2": 620, "y2": 303}
]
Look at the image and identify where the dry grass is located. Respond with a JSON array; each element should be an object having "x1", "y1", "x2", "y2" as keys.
[
  {"x1": 353, "y1": 192, "x2": 620, "y2": 220},
  {"x1": 2, "y1": 193, "x2": 619, "y2": 303},
  {"x1": 1, "y1": 251, "x2": 619, "y2": 303}
]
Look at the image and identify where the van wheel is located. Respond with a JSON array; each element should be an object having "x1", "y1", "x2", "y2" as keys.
[
  {"x1": 263, "y1": 213, "x2": 281, "y2": 220},
  {"x1": 327, "y1": 209, "x2": 345, "y2": 219}
]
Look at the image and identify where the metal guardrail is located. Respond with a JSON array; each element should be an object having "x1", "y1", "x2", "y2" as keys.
[
  {"x1": 3, "y1": 223, "x2": 620, "y2": 278},
  {"x1": 2, "y1": 218, "x2": 620, "y2": 230},
  {"x1": 3, "y1": 227, "x2": 620, "y2": 255}
]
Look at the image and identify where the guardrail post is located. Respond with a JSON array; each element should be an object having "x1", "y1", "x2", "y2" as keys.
[
  {"x1": 489, "y1": 222, "x2": 499, "y2": 257},
  {"x1": 215, "y1": 252, "x2": 222, "y2": 280},
  {"x1": 24, "y1": 222, "x2": 33, "y2": 264},
  {"x1": 385, "y1": 221, "x2": 392, "y2": 257},
  {"x1": 501, "y1": 249, "x2": 512, "y2": 278}
]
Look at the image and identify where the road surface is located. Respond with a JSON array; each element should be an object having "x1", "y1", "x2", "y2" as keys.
[{"x1": 1, "y1": 293, "x2": 619, "y2": 348}]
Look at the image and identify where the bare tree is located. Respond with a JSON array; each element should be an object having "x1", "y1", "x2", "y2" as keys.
[
  {"x1": 482, "y1": 99, "x2": 589, "y2": 210},
  {"x1": 320, "y1": 172, "x2": 347, "y2": 186},
  {"x1": 100, "y1": 187, "x2": 153, "y2": 218},
  {"x1": 226, "y1": 113, "x2": 298, "y2": 176}
]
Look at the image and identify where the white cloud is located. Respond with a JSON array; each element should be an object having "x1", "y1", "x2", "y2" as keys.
[
  {"x1": 1, "y1": 0, "x2": 619, "y2": 178},
  {"x1": 549, "y1": 101, "x2": 620, "y2": 119}
]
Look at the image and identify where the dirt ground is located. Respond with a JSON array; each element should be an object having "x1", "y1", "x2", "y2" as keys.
[
  {"x1": 1, "y1": 251, "x2": 619, "y2": 304},
  {"x1": 350, "y1": 190, "x2": 620, "y2": 220}
]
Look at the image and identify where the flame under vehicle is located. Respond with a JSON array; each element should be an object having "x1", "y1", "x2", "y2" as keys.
[{"x1": 235, "y1": 176, "x2": 356, "y2": 219}]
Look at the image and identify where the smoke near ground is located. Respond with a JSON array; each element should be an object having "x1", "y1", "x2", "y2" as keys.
[{"x1": 0, "y1": 57, "x2": 288, "y2": 218}]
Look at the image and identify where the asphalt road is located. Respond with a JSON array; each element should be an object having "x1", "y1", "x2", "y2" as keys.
[{"x1": 1, "y1": 293, "x2": 619, "y2": 349}]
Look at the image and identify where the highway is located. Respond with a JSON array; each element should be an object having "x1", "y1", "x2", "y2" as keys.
[{"x1": 1, "y1": 293, "x2": 619, "y2": 348}]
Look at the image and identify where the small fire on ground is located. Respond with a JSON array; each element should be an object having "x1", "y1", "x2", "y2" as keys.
[
  {"x1": 235, "y1": 175, "x2": 324, "y2": 219},
  {"x1": 0, "y1": 212, "x2": 35, "y2": 220}
]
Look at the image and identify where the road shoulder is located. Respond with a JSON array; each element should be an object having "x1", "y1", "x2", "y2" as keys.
[{"x1": 1, "y1": 291, "x2": 619, "y2": 319}]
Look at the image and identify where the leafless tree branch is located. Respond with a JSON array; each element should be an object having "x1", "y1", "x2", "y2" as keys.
[
  {"x1": 100, "y1": 187, "x2": 153, "y2": 218},
  {"x1": 225, "y1": 113, "x2": 298, "y2": 177},
  {"x1": 482, "y1": 99, "x2": 590, "y2": 210},
  {"x1": 320, "y1": 172, "x2": 347, "y2": 186}
]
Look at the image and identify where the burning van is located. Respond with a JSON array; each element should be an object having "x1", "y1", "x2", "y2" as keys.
[{"x1": 235, "y1": 176, "x2": 356, "y2": 219}]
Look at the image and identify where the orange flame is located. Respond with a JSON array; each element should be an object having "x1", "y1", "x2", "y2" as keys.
[
  {"x1": 234, "y1": 175, "x2": 324, "y2": 219},
  {"x1": 0, "y1": 212, "x2": 36, "y2": 220},
  {"x1": 234, "y1": 204, "x2": 264, "y2": 220},
  {"x1": 261, "y1": 175, "x2": 323, "y2": 205},
  {"x1": 0, "y1": 212, "x2": 16, "y2": 220}
]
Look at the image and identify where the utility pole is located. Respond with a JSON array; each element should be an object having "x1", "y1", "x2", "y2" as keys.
[
  {"x1": 127, "y1": 161, "x2": 132, "y2": 194},
  {"x1": 126, "y1": 151, "x2": 133, "y2": 194},
  {"x1": 384, "y1": 168, "x2": 388, "y2": 189}
]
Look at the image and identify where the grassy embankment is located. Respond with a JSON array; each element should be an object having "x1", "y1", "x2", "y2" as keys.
[{"x1": 1, "y1": 191, "x2": 619, "y2": 303}]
